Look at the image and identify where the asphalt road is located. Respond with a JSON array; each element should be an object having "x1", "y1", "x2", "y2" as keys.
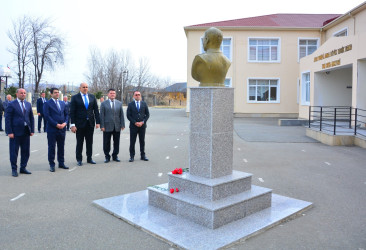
[{"x1": 0, "y1": 108, "x2": 365, "y2": 250}]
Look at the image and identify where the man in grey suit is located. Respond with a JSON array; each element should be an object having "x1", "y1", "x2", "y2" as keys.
[{"x1": 100, "y1": 88, "x2": 125, "y2": 163}]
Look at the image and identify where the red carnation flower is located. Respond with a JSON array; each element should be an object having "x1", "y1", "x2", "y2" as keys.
[
  {"x1": 177, "y1": 168, "x2": 183, "y2": 174},
  {"x1": 170, "y1": 188, "x2": 174, "y2": 194},
  {"x1": 175, "y1": 188, "x2": 179, "y2": 192}
]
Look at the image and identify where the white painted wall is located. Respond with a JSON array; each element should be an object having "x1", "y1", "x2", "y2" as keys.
[{"x1": 314, "y1": 67, "x2": 352, "y2": 106}]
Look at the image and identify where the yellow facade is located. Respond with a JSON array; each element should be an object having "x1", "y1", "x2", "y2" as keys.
[
  {"x1": 299, "y1": 2, "x2": 366, "y2": 120},
  {"x1": 185, "y1": 2, "x2": 366, "y2": 118}
]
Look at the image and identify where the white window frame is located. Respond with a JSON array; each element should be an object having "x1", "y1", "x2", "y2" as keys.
[
  {"x1": 298, "y1": 38, "x2": 319, "y2": 62},
  {"x1": 247, "y1": 37, "x2": 281, "y2": 63},
  {"x1": 200, "y1": 36, "x2": 233, "y2": 61},
  {"x1": 301, "y1": 71, "x2": 311, "y2": 105},
  {"x1": 297, "y1": 78, "x2": 300, "y2": 104},
  {"x1": 224, "y1": 78, "x2": 232, "y2": 87},
  {"x1": 333, "y1": 27, "x2": 348, "y2": 37},
  {"x1": 247, "y1": 77, "x2": 280, "y2": 103}
]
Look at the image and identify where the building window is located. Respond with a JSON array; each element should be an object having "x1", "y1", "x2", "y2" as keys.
[
  {"x1": 200, "y1": 37, "x2": 232, "y2": 60},
  {"x1": 248, "y1": 38, "x2": 280, "y2": 62},
  {"x1": 301, "y1": 72, "x2": 310, "y2": 105},
  {"x1": 248, "y1": 79, "x2": 279, "y2": 103},
  {"x1": 334, "y1": 28, "x2": 348, "y2": 37},
  {"x1": 224, "y1": 78, "x2": 232, "y2": 87},
  {"x1": 299, "y1": 39, "x2": 318, "y2": 60}
]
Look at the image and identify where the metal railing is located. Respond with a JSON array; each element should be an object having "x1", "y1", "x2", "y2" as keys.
[{"x1": 309, "y1": 106, "x2": 366, "y2": 138}]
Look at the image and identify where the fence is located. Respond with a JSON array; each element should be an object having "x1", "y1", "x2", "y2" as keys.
[{"x1": 309, "y1": 106, "x2": 366, "y2": 138}]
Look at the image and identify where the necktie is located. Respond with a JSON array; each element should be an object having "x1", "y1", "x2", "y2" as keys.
[
  {"x1": 21, "y1": 100, "x2": 26, "y2": 115},
  {"x1": 136, "y1": 101, "x2": 140, "y2": 112},
  {"x1": 111, "y1": 100, "x2": 115, "y2": 115},
  {"x1": 84, "y1": 94, "x2": 88, "y2": 109},
  {"x1": 56, "y1": 100, "x2": 61, "y2": 111}
]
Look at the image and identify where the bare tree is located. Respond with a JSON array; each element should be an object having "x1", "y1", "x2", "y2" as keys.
[
  {"x1": 135, "y1": 57, "x2": 152, "y2": 92},
  {"x1": 86, "y1": 47, "x2": 105, "y2": 92},
  {"x1": 7, "y1": 16, "x2": 33, "y2": 88},
  {"x1": 30, "y1": 17, "x2": 65, "y2": 94},
  {"x1": 104, "y1": 49, "x2": 121, "y2": 93}
]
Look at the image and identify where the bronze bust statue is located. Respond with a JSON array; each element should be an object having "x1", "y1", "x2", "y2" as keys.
[{"x1": 191, "y1": 27, "x2": 231, "y2": 87}]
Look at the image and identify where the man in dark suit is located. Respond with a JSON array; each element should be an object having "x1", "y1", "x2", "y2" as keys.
[
  {"x1": 70, "y1": 82, "x2": 100, "y2": 166},
  {"x1": 100, "y1": 88, "x2": 125, "y2": 163},
  {"x1": 0, "y1": 98, "x2": 4, "y2": 131},
  {"x1": 127, "y1": 91, "x2": 150, "y2": 162},
  {"x1": 63, "y1": 96, "x2": 70, "y2": 130},
  {"x1": 44, "y1": 88, "x2": 69, "y2": 172},
  {"x1": 3, "y1": 95, "x2": 12, "y2": 110},
  {"x1": 37, "y1": 92, "x2": 48, "y2": 133},
  {"x1": 3, "y1": 95, "x2": 12, "y2": 135},
  {"x1": 5, "y1": 88, "x2": 34, "y2": 177}
]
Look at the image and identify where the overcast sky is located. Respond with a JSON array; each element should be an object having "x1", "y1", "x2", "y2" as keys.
[{"x1": 0, "y1": 0, "x2": 364, "y2": 86}]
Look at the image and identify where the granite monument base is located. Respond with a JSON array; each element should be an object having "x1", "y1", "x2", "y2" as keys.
[{"x1": 93, "y1": 191, "x2": 312, "y2": 250}]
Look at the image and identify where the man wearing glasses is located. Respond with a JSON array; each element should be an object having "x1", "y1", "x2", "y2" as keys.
[
  {"x1": 70, "y1": 83, "x2": 100, "y2": 166},
  {"x1": 127, "y1": 91, "x2": 150, "y2": 162}
]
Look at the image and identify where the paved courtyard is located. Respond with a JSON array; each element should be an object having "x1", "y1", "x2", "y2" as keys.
[{"x1": 0, "y1": 108, "x2": 365, "y2": 250}]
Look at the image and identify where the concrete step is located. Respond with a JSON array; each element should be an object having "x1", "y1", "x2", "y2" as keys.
[
  {"x1": 148, "y1": 183, "x2": 272, "y2": 229},
  {"x1": 168, "y1": 170, "x2": 252, "y2": 201}
]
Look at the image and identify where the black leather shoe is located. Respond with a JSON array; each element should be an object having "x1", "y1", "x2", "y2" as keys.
[
  {"x1": 77, "y1": 161, "x2": 83, "y2": 166},
  {"x1": 129, "y1": 157, "x2": 134, "y2": 162},
  {"x1": 20, "y1": 169, "x2": 32, "y2": 174},
  {"x1": 59, "y1": 165, "x2": 69, "y2": 169},
  {"x1": 87, "y1": 159, "x2": 96, "y2": 164},
  {"x1": 12, "y1": 170, "x2": 18, "y2": 177},
  {"x1": 141, "y1": 156, "x2": 149, "y2": 161},
  {"x1": 104, "y1": 158, "x2": 110, "y2": 163},
  {"x1": 50, "y1": 166, "x2": 55, "y2": 172},
  {"x1": 113, "y1": 158, "x2": 121, "y2": 162}
]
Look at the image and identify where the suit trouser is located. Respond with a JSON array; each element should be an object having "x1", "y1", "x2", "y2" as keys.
[
  {"x1": 47, "y1": 130, "x2": 65, "y2": 167},
  {"x1": 0, "y1": 114, "x2": 3, "y2": 130},
  {"x1": 75, "y1": 125, "x2": 94, "y2": 161},
  {"x1": 66, "y1": 117, "x2": 70, "y2": 130},
  {"x1": 38, "y1": 114, "x2": 47, "y2": 132},
  {"x1": 9, "y1": 127, "x2": 30, "y2": 170},
  {"x1": 129, "y1": 126, "x2": 146, "y2": 157},
  {"x1": 103, "y1": 130, "x2": 120, "y2": 159}
]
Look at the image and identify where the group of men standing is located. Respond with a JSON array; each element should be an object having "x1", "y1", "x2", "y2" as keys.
[{"x1": 4, "y1": 83, "x2": 150, "y2": 177}]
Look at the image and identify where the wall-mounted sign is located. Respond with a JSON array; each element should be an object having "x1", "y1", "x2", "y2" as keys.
[
  {"x1": 314, "y1": 44, "x2": 352, "y2": 62},
  {"x1": 322, "y1": 59, "x2": 341, "y2": 69}
]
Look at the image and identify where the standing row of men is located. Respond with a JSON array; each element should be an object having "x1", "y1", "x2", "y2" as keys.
[{"x1": 5, "y1": 83, "x2": 150, "y2": 177}]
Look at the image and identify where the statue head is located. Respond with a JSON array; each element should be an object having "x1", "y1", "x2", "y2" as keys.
[{"x1": 203, "y1": 27, "x2": 223, "y2": 52}]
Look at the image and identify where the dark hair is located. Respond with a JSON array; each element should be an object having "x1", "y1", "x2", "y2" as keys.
[
  {"x1": 108, "y1": 88, "x2": 116, "y2": 93},
  {"x1": 50, "y1": 88, "x2": 59, "y2": 94},
  {"x1": 133, "y1": 91, "x2": 141, "y2": 95}
]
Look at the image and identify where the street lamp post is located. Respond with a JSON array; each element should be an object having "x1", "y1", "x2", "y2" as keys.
[
  {"x1": 0, "y1": 66, "x2": 12, "y2": 100},
  {"x1": 122, "y1": 70, "x2": 128, "y2": 103}
]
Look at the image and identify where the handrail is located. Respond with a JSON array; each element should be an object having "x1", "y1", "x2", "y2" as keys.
[{"x1": 309, "y1": 106, "x2": 366, "y2": 138}]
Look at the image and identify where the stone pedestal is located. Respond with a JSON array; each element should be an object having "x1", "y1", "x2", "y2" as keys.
[
  {"x1": 148, "y1": 88, "x2": 273, "y2": 229},
  {"x1": 189, "y1": 88, "x2": 234, "y2": 178},
  {"x1": 93, "y1": 87, "x2": 312, "y2": 249}
]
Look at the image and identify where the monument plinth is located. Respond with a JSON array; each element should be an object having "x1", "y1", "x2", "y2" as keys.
[
  {"x1": 189, "y1": 87, "x2": 234, "y2": 178},
  {"x1": 147, "y1": 87, "x2": 272, "y2": 229},
  {"x1": 93, "y1": 26, "x2": 311, "y2": 250}
]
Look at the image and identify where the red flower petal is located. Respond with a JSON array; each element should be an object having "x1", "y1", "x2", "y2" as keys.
[
  {"x1": 170, "y1": 188, "x2": 174, "y2": 193},
  {"x1": 175, "y1": 188, "x2": 179, "y2": 192}
]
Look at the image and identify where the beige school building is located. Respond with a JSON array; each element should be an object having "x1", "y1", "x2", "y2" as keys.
[{"x1": 185, "y1": 2, "x2": 366, "y2": 122}]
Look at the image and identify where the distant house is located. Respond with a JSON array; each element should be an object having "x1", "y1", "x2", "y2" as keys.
[{"x1": 163, "y1": 82, "x2": 187, "y2": 106}]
